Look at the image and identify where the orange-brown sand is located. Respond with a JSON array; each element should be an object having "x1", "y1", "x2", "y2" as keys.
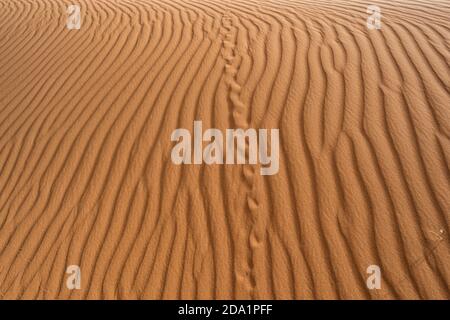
[{"x1": 0, "y1": 0, "x2": 449, "y2": 299}]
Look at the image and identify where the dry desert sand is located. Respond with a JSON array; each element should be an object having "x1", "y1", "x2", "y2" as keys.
[{"x1": 0, "y1": 0, "x2": 449, "y2": 299}]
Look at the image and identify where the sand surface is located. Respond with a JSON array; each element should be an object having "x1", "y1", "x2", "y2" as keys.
[{"x1": 0, "y1": 0, "x2": 449, "y2": 299}]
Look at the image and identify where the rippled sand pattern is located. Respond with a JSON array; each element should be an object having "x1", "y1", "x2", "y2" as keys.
[{"x1": 0, "y1": 0, "x2": 449, "y2": 299}]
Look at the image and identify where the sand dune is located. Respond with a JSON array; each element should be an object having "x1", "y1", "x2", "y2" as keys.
[{"x1": 0, "y1": 0, "x2": 449, "y2": 299}]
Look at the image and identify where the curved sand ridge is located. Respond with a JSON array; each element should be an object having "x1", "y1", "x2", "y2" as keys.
[{"x1": 0, "y1": 0, "x2": 449, "y2": 299}]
